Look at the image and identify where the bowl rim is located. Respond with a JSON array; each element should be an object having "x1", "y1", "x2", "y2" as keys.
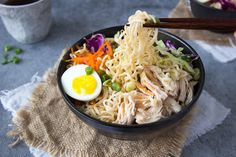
[
  {"x1": 191, "y1": 0, "x2": 236, "y2": 13},
  {"x1": 0, "y1": 0, "x2": 46, "y2": 9},
  {"x1": 57, "y1": 25, "x2": 205, "y2": 129}
]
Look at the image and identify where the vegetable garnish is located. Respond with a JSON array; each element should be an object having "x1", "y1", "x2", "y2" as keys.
[
  {"x1": 85, "y1": 66, "x2": 94, "y2": 75},
  {"x1": 2, "y1": 53, "x2": 9, "y2": 65},
  {"x1": 165, "y1": 40, "x2": 176, "y2": 49},
  {"x1": 71, "y1": 37, "x2": 113, "y2": 71},
  {"x1": 103, "y1": 79, "x2": 112, "y2": 87},
  {"x1": 85, "y1": 34, "x2": 105, "y2": 52},
  {"x1": 125, "y1": 81, "x2": 136, "y2": 92},
  {"x1": 4, "y1": 45, "x2": 13, "y2": 52},
  {"x1": 111, "y1": 82, "x2": 121, "y2": 92},
  {"x1": 98, "y1": 70, "x2": 122, "y2": 92},
  {"x1": 2, "y1": 45, "x2": 23, "y2": 65},
  {"x1": 97, "y1": 69, "x2": 106, "y2": 77},
  {"x1": 157, "y1": 40, "x2": 200, "y2": 80},
  {"x1": 11, "y1": 56, "x2": 21, "y2": 64},
  {"x1": 101, "y1": 74, "x2": 111, "y2": 83},
  {"x1": 181, "y1": 55, "x2": 191, "y2": 62},
  {"x1": 15, "y1": 48, "x2": 23, "y2": 55}
]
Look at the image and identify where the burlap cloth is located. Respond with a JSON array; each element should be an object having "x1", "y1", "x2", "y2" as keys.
[
  {"x1": 8, "y1": 49, "x2": 196, "y2": 157},
  {"x1": 169, "y1": 0, "x2": 236, "y2": 46}
]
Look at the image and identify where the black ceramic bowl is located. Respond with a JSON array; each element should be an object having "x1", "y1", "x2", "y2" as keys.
[
  {"x1": 57, "y1": 26, "x2": 205, "y2": 140},
  {"x1": 190, "y1": 0, "x2": 236, "y2": 33}
]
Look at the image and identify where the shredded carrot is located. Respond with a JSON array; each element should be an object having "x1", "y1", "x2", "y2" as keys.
[
  {"x1": 106, "y1": 42, "x2": 113, "y2": 57},
  {"x1": 95, "y1": 59, "x2": 102, "y2": 71},
  {"x1": 95, "y1": 49, "x2": 105, "y2": 58},
  {"x1": 71, "y1": 41, "x2": 114, "y2": 71}
]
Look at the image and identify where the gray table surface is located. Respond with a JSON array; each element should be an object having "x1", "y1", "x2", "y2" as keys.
[{"x1": 0, "y1": 0, "x2": 236, "y2": 157}]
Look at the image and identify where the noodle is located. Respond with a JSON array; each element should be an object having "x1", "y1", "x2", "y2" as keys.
[
  {"x1": 71, "y1": 10, "x2": 198, "y2": 124},
  {"x1": 84, "y1": 11, "x2": 160, "y2": 123},
  {"x1": 105, "y1": 11, "x2": 158, "y2": 85}
]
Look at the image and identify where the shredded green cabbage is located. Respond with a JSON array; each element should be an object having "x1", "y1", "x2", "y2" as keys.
[{"x1": 156, "y1": 40, "x2": 200, "y2": 80}]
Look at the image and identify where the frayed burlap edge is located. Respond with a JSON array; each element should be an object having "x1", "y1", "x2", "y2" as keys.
[{"x1": 8, "y1": 50, "x2": 70, "y2": 156}]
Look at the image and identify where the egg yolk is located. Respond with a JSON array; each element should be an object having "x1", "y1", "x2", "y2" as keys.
[{"x1": 72, "y1": 75, "x2": 97, "y2": 95}]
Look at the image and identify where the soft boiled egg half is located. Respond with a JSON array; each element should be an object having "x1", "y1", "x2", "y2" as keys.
[{"x1": 61, "y1": 64, "x2": 102, "y2": 101}]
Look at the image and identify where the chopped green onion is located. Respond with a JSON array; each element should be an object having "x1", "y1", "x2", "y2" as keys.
[
  {"x1": 97, "y1": 69, "x2": 106, "y2": 77},
  {"x1": 125, "y1": 82, "x2": 136, "y2": 92},
  {"x1": 1, "y1": 59, "x2": 8, "y2": 65},
  {"x1": 155, "y1": 18, "x2": 161, "y2": 24},
  {"x1": 1, "y1": 53, "x2": 9, "y2": 65},
  {"x1": 111, "y1": 82, "x2": 121, "y2": 92},
  {"x1": 85, "y1": 66, "x2": 93, "y2": 75},
  {"x1": 11, "y1": 56, "x2": 21, "y2": 64},
  {"x1": 4, "y1": 45, "x2": 13, "y2": 52},
  {"x1": 2, "y1": 45, "x2": 24, "y2": 65},
  {"x1": 64, "y1": 59, "x2": 71, "y2": 62},
  {"x1": 145, "y1": 17, "x2": 160, "y2": 24},
  {"x1": 101, "y1": 74, "x2": 111, "y2": 83},
  {"x1": 15, "y1": 48, "x2": 23, "y2": 55},
  {"x1": 103, "y1": 79, "x2": 112, "y2": 87}
]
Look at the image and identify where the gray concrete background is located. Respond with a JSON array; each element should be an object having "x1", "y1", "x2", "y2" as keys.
[{"x1": 0, "y1": 0, "x2": 235, "y2": 157}]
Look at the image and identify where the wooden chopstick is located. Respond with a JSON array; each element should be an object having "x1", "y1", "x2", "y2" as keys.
[
  {"x1": 157, "y1": 18, "x2": 235, "y2": 23},
  {"x1": 143, "y1": 18, "x2": 236, "y2": 30}
]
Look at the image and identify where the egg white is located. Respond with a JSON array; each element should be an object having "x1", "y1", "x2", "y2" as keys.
[{"x1": 61, "y1": 64, "x2": 102, "y2": 101}]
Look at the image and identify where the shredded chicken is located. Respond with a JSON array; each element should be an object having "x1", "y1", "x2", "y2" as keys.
[
  {"x1": 140, "y1": 71, "x2": 168, "y2": 100},
  {"x1": 135, "y1": 96, "x2": 163, "y2": 124},
  {"x1": 115, "y1": 66, "x2": 195, "y2": 124},
  {"x1": 115, "y1": 95, "x2": 136, "y2": 124},
  {"x1": 164, "y1": 97, "x2": 181, "y2": 114},
  {"x1": 169, "y1": 80, "x2": 179, "y2": 97},
  {"x1": 132, "y1": 92, "x2": 151, "y2": 108},
  {"x1": 143, "y1": 67, "x2": 162, "y2": 87},
  {"x1": 178, "y1": 78, "x2": 187, "y2": 102},
  {"x1": 136, "y1": 82, "x2": 154, "y2": 97},
  {"x1": 185, "y1": 81, "x2": 197, "y2": 104},
  {"x1": 147, "y1": 66, "x2": 179, "y2": 97}
]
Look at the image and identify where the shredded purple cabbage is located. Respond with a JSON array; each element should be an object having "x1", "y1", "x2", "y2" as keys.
[
  {"x1": 221, "y1": 0, "x2": 236, "y2": 10},
  {"x1": 165, "y1": 40, "x2": 176, "y2": 49},
  {"x1": 85, "y1": 34, "x2": 104, "y2": 52}
]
